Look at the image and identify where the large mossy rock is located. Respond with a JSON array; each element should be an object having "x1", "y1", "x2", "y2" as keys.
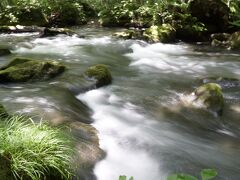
[
  {"x1": 211, "y1": 31, "x2": 240, "y2": 49},
  {"x1": 85, "y1": 64, "x2": 112, "y2": 88},
  {"x1": 228, "y1": 31, "x2": 240, "y2": 49},
  {"x1": 39, "y1": 27, "x2": 75, "y2": 38},
  {"x1": 188, "y1": 0, "x2": 230, "y2": 32},
  {"x1": 0, "y1": 49, "x2": 11, "y2": 56},
  {"x1": 0, "y1": 58, "x2": 65, "y2": 83},
  {"x1": 143, "y1": 24, "x2": 176, "y2": 43},
  {"x1": 193, "y1": 83, "x2": 224, "y2": 115},
  {"x1": 113, "y1": 29, "x2": 144, "y2": 40}
]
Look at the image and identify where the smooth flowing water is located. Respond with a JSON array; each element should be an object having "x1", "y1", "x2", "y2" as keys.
[{"x1": 0, "y1": 27, "x2": 240, "y2": 180}]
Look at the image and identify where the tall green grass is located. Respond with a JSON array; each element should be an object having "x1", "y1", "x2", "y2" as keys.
[{"x1": 0, "y1": 115, "x2": 73, "y2": 180}]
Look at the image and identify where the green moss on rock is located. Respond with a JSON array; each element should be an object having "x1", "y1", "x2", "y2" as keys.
[
  {"x1": 0, "y1": 58, "x2": 65, "y2": 83},
  {"x1": 194, "y1": 83, "x2": 224, "y2": 115},
  {"x1": 143, "y1": 24, "x2": 176, "y2": 43},
  {"x1": 228, "y1": 31, "x2": 240, "y2": 49},
  {"x1": 113, "y1": 29, "x2": 144, "y2": 40},
  {"x1": 85, "y1": 64, "x2": 112, "y2": 88},
  {"x1": 0, "y1": 49, "x2": 11, "y2": 56}
]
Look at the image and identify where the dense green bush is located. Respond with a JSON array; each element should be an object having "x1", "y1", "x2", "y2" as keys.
[
  {"x1": 0, "y1": 115, "x2": 73, "y2": 180},
  {"x1": 0, "y1": 0, "x2": 89, "y2": 26}
]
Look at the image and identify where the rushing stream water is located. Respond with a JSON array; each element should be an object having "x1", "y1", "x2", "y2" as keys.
[{"x1": 0, "y1": 27, "x2": 240, "y2": 180}]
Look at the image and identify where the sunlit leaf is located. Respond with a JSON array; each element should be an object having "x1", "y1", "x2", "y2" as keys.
[
  {"x1": 119, "y1": 175, "x2": 127, "y2": 180},
  {"x1": 167, "y1": 173, "x2": 198, "y2": 180},
  {"x1": 201, "y1": 169, "x2": 218, "y2": 180}
]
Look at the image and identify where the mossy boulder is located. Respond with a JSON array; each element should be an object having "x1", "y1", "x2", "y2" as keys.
[
  {"x1": 188, "y1": 0, "x2": 230, "y2": 33},
  {"x1": 85, "y1": 64, "x2": 112, "y2": 88},
  {"x1": 0, "y1": 58, "x2": 65, "y2": 83},
  {"x1": 0, "y1": 49, "x2": 11, "y2": 56},
  {"x1": 113, "y1": 29, "x2": 144, "y2": 40},
  {"x1": 211, "y1": 31, "x2": 240, "y2": 49},
  {"x1": 143, "y1": 24, "x2": 176, "y2": 43},
  {"x1": 228, "y1": 31, "x2": 240, "y2": 49},
  {"x1": 39, "y1": 27, "x2": 75, "y2": 38},
  {"x1": 193, "y1": 83, "x2": 224, "y2": 115}
]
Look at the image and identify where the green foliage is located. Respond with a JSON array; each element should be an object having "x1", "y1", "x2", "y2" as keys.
[
  {"x1": 223, "y1": 0, "x2": 240, "y2": 29},
  {"x1": 167, "y1": 169, "x2": 218, "y2": 180},
  {"x1": 0, "y1": 115, "x2": 73, "y2": 180},
  {"x1": 0, "y1": 0, "x2": 90, "y2": 26},
  {"x1": 167, "y1": 174, "x2": 198, "y2": 180},
  {"x1": 119, "y1": 175, "x2": 134, "y2": 180},
  {"x1": 200, "y1": 169, "x2": 218, "y2": 180}
]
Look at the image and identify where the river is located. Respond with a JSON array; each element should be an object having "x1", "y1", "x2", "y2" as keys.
[{"x1": 0, "y1": 27, "x2": 240, "y2": 180}]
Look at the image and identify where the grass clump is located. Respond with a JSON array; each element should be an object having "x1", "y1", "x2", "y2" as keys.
[{"x1": 0, "y1": 115, "x2": 73, "y2": 180}]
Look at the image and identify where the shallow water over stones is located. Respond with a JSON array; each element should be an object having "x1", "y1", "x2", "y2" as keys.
[{"x1": 0, "y1": 26, "x2": 239, "y2": 180}]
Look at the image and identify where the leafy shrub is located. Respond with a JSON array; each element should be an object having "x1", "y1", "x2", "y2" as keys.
[
  {"x1": 167, "y1": 169, "x2": 218, "y2": 180},
  {"x1": 0, "y1": 115, "x2": 73, "y2": 180}
]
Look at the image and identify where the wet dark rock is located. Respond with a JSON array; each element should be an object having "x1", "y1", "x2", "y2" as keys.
[
  {"x1": 0, "y1": 104, "x2": 8, "y2": 118},
  {"x1": 39, "y1": 27, "x2": 75, "y2": 38},
  {"x1": 200, "y1": 77, "x2": 240, "y2": 89},
  {"x1": 0, "y1": 25, "x2": 42, "y2": 33},
  {"x1": 0, "y1": 49, "x2": 11, "y2": 56}
]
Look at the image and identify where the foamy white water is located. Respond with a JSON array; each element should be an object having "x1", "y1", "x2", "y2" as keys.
[
  {"x1": 127, "y1": 43, "x2": 240, "y2": 76},
  {"x1": 78, "y1": 89, "x2": 164, "y2": 180}
]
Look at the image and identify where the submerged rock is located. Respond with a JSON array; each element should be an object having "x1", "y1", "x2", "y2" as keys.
[
  {"x1": 193, "y1": 83, "x2": 224, "y2": 115},
  {"x1": 113, "y1": 29, "x2": 144, "y2": 40},
  {"x1": 0, "y1": 49, "x2": 11, "y2": 56},
  {"x1": 200, "y1": 76, "x2": 240, "y2": 89},
  {"x1": 39, "y1": 27, "x2": 75, "y2": 38},
  {"x1": 113, "y1": 24, "x2": 176, "y2": 43},
  {"x1": 85, "y1": 64, "x2": 112, "y2": 88},
  {"x1": 188, "y1": 0, "x2": 230, "y2": 32},
  {"x1": 143, "y1": 24, "x2": 176, "y2": 43},
  {"x1": 0, "y1": 58, "x2": 65, "y2": 83}
]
